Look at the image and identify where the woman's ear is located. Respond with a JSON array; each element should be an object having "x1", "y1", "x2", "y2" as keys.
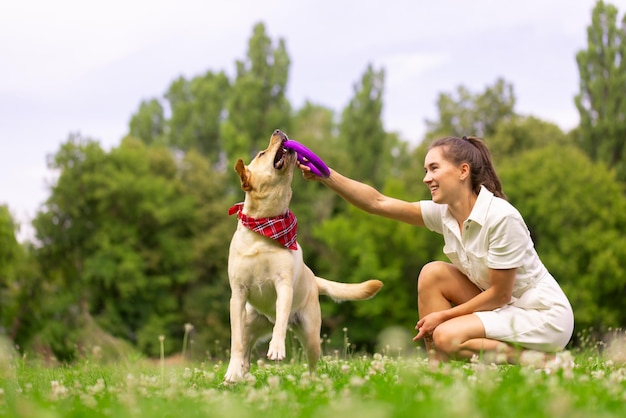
[{"x1": 459, "y1": 162, "x2": 471, "y2": 181}]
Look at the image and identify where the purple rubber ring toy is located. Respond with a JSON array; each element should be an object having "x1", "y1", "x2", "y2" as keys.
[{"x1": 284, "y1": 140, "x2": 330, "y2": 178}]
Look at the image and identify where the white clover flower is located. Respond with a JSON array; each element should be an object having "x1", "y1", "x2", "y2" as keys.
[
  {"x1": 50, "y1": 380, "x2": 68, "y2": 400},
  {"x1": 267, "y1": 375, "x2": 280, "y2": 388},
  {"x1": 89, "y1": 378, "x2": 105, "y2": 395},
  {"x1": 245, "y1": 373, "x2": 257, "y2": 385},
  {"x1": 591, "y1": 369, "x2": 606, "y2": 379},
  {"x1": 79, "y1": 393, "x2": 97, "y2": 408}
]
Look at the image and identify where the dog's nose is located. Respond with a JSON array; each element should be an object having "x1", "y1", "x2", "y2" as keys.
[{"x1": 273, "y1": 129, "x2": 287, "y2": 141}]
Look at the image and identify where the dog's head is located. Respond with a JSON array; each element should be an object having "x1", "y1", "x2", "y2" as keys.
[{"x1": 234, "y1": 129, "x2": 297, "y2": 215}]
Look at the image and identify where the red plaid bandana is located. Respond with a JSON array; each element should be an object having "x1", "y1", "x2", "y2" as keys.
[{"x1": 228, "y1": 203, "x2": 298, "y2": 250}]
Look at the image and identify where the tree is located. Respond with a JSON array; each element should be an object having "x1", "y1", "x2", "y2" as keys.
[
  {"x1": 0, "y1": 206, "x2": 22, "y2": 335},
  {"x1": 338, "y1": 64, "x2": 388, "y2": 188},
  {"x1": 129, "y1": 98, "x2": 165, "y2": 146},
  {"x1": 425, "y1": 78, "x2": 516, "y2": 140},
  {"x1": 311, "y1": 168, "x2": 440, "y2": 349},
  {"x1": 221, "y1": 22, "x2": 292, "y2": 166},
  {"x1": 487, "y1": 116, "x2": 570, "y2": 162},
  {"x1": 177, "y1": 149, "x2": 235, "y2": 355},
  {"x1": 574, "y1": 0, "x2": 626, "y2": 182},
  {"x1": 165, "y1": 71, "x2": 231, "y2": 163},
  {"x1": 287, "y1": 102, "x2": 342, "y2": 255},
  {"x1": 499, "y1": 144, "x2": 626, "y2": 332},
  {"x1": 33, "y1": 134, "x2": 202, "y2": 358}
]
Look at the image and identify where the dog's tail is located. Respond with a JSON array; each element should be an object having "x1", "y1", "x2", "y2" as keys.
[{"x1": 316, "y1": 277, "x2": 383, "y2": 302}]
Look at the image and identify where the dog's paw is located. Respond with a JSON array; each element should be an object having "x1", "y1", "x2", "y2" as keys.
[
  {"x1": 267, "y1": 339, "x2": 286, "y2": 361},
  {"x1": 224, "y1": 370, "x2": 243, "y2": 384},
  {"x1": 224, "y1": 362, "x2": 245, "y2": 383}
]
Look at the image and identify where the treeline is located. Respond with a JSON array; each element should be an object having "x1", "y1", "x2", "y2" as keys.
[{"x1": 1, "y1": 1, "x2": 626, "y2": 361}]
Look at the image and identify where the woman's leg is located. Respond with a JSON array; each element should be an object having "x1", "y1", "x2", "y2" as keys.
[
  {"x1": 432, "y1": 314, "x2": 517, "y2": 361},
  {"x1": 417, "y1": 262, "x2": 526, "y2": 362},
  {"x1": 416, "y1": 261, "x2": 482, "y2": 358}
]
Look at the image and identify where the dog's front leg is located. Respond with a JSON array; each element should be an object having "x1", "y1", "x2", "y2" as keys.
[
  {"x1": 224, "y1": 288, "x2": 247, "y2": 383},
  {"x1": 267, "y1": 278, "x2": 293, "y2": 361}
]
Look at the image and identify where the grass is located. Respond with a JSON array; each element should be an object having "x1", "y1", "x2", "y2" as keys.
[{"x1": 1, "y1": 331, "x2": 626, "y2": 418}]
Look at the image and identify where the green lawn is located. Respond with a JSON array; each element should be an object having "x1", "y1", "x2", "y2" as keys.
[{"x1": 2, "y1": 335, "x2": 626, "y2": 418}]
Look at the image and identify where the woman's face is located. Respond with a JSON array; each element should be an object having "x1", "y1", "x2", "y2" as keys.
[{"x1": 423, "y1": 146, "x2": 465, "y2": 204}]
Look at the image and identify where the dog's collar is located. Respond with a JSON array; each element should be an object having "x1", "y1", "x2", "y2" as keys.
[{"x1": 229, "y1": 203, "x2": 298, "y2": 250}]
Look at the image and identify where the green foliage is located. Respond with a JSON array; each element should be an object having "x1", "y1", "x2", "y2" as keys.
[
  {"x1": 11, "y1": 10, "x2": 626, "y2": 362},
  {"x1": 312, "y1": 174, "x2": 440, "y2": 347},
  {"x1": 0, "y1": 206, "x2": 23, "y2": 335},
  {"x1": 221, "y1": 22, "x2": 292, "y2": 167},
  {"x1": 0, "y1": 206, "x2": 20, "y2": 283},
  {"x1": 488, "y1": 116, "x2": 570, "y2": 162},
  {"x1": 338, "y1": 64, "x2": 388, "y2": 188},
  {"x1": 129, "y1": 99, "x2": 165, "y2": 146},
  {"x1": 165, "y1": 71, "x2": 231, "y2": 162},
  {"x1": 31, "y1": 134, "x2": 233, "y2": 359},
  {"x1": 425, "y1": 78, "x2": 516, "y2": 139},
  {"x1": 575, "y1": 0, "x2": 626, "y2": 181},
  {"x1": 3, "y1": 346, "x2": 626, "y2": 418},
  {"x1": 287, "y1": 102, "x2": 343, "y2": 264},
  {"x1": 499, "y1": 144, "x2": 626, "y2": 330}
]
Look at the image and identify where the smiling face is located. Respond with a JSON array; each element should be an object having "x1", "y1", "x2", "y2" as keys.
[{"x1": 423, "y1": 146, "x2": 469, "y2": 204}]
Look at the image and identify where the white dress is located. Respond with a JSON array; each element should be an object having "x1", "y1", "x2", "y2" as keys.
[{"x1": 420, "y1": 186, "x2": 574, "y2": 351}]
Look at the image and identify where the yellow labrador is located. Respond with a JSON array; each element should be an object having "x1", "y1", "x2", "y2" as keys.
[{"x1": 224, "y1": 129, "x2": 383, "y2": 383}]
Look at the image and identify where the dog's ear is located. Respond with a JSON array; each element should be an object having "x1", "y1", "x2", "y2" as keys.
[{"x1": 234, "y1": 159, "x2": 253, "y2": 191}]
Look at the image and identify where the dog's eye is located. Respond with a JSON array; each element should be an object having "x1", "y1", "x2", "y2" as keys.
[{"x1": 258, "y1": 151, "x2": 266, "y2": 157}]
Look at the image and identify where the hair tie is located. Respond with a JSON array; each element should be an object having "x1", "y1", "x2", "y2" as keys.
[{"x1": 462, "y1": 136, "x2": 468, "y2": 141}]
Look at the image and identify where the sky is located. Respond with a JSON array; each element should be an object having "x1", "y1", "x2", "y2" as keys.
[{"x1": 1, "y1": 0, "x2": 625, "y2": 242}]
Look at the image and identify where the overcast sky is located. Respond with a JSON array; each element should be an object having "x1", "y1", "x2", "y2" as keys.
[{"x1": 1, "y1": 0, "x2": 625, "y2": 241}]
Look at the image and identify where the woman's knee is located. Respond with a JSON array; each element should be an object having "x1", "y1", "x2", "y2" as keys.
[
  {"x1": 417, "y1": 261, "x2": 448, "y2": 293},
  {"x1": 432, "y1": 325, "x2": 462, "y2": 356}
]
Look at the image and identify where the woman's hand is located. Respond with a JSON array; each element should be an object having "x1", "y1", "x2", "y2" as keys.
[
  {"x1": 413, "y1": 311, "x2": 448, "y2": 341},
  {"x1": 297, "y1": 159, "x2": 321, "y2": 181}
]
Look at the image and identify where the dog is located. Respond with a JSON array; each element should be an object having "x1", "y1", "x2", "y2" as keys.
[{"x1": 224, "y1": 129, "x2": 383, "y2": 383}]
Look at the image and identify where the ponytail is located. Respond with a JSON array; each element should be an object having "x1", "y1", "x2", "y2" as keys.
[{"x1": 428, "y1": 136, "x2": 507, "y2": 200}]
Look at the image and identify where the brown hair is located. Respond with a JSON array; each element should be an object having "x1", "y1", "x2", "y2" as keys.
[{"x1": 428, "y1": 136, "x2": 507, "y2": 199}]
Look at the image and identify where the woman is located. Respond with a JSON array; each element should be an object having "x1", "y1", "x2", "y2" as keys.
[{"x1": 298, "y1": 136, "x2": 574, "y2": 363}]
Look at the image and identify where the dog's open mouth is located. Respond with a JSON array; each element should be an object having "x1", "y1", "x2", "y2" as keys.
[{"x1": 273, "y1": 140, "x2": 292, "y2": 170}]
